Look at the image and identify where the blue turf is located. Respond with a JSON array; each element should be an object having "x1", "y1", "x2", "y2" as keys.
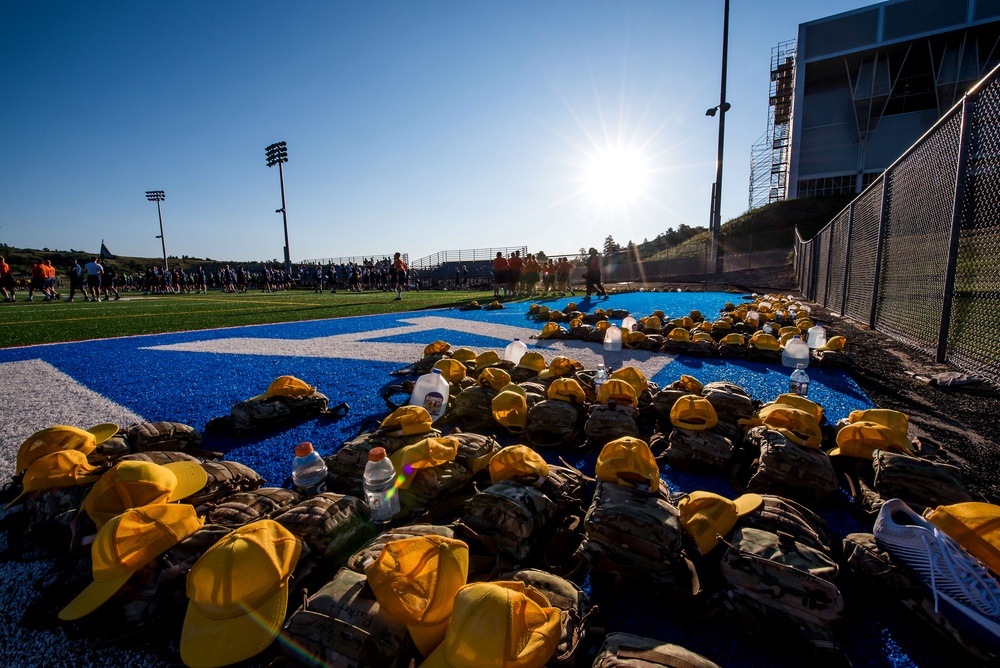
[{"x1": 0, "y1": 291, "x2": 956, "y2": 666}]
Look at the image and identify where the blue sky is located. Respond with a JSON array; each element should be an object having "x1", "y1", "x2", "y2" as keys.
[{"x1": 0, "y1": 1, "x2": 876, "y2": 264}]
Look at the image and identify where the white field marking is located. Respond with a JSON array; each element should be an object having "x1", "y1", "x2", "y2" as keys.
[
  {"x1": 0, "y1": 359, "x2": 145, "y2": 481},
  {"x1": 142, "y1": 315, "x2": 675, "y2": 379}
]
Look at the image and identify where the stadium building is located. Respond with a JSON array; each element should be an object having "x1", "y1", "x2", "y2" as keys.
[{"x1": 750, "y1": 0, "x2": 1000, "y2": 209}]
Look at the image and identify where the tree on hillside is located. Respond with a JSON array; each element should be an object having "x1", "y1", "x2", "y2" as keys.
[{"x1": 603, "y1": 236, "x2": 623, "y2": 256}]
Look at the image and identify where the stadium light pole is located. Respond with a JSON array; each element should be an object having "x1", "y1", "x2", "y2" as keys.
[
  {"x1": 705, "y1": 0, "x2": 730, "y2": 274},
  {"x1": 145, "y1": 190, "x2": 168, "y2": 271},
  {"x1": 265, "y1": 141, "x2": 291, "y2": 274}
]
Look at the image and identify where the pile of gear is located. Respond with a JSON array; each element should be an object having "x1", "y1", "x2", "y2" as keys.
[
  {"x1": 2, "y1": 300, "x2": 1000, "y2": 668},
  {"x1": 529, "y1": 294, "x2": 850, "y2": 367}
]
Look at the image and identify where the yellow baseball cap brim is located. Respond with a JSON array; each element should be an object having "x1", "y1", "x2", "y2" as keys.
[
  {"x1": 87, "y1": 423, "x2": 120, "y2": 444},
  {"x1": 58, "y1": 570, "x2": 133, "y2": 621},
  {"x1": 180, "y1": 581, "x2": 289, "y2": 668},
  {"x1": 165, "y1": 462, "x2": 209, "y2": 501}
]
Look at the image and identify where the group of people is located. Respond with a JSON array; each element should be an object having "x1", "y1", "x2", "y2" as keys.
[
  {"x1": 490, "y1": 250, "x2": 605, "y2": 299},
  {"x1": 309, "y1": 255, "x2": 413, "y2": 298}
]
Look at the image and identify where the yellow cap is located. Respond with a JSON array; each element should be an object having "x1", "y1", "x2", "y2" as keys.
[
  {"x1": 390, "y1": 437, "x2": 459, "y2": 490},
  {"x1": 366, "y1": 535, "x2": 470, "y2": 657},
  {"x1": 420, "y1": 581, "x2": 561, "y2": 668},
  {"x1": 691, "y1": 331, "x2": 715, "y2": 343},
  {"x1": 249, "y1": 375, "x2": 316, "y2": 401},
  {"x1": 596, "y1": 379, "x2": 638, "y2": 407},
  {"x1": 547, "y1": 377, "x2": 587, "y2": 404},
  {"x1": 6, "y1": 449, "x2": 103, "y2": 508},
  {"x1": 516, "y1": 352, "x2": 547, "y2": 373},
  {"x1": 489, "y1": 445, "x2": 550, "y2": 485},
  {"x1": 82, "y1": 460, "x2": 208, "y2": 530},
  {"x1": 380, "y1": 405, "x2": 435, "y2": 436},
  {"x1": 538, "y1": 322, "x2": 564, "y2": 339},
  {"x1": 720, "y1": 333, "x2": 745, "y2": 346},
  {"x1": 16, "y1": 424, "x2": 119, "y2": 476},
  {"x1": 476, "y1": 351, "x2": 504, "y2": 369},
  {"x1": 829, "y1": 421, "x2": 914, "y2": 458},
  {"x1": 451, "y1": 348, "x2": 478, "y2": 365},
  {"x1": 181, "y1": 520, "x2": 301, "y2": 668},
  {"x1": 595, "y1": 437, "x2": 659, "y2": 492},
  {"x1": 479, "y1": 367, "x2": 513, "y2": 392},
  {"x1": 925, "y1": 503, "x2": 1000, "y2": 577},
  {"x1": 610, "y1": 367, "x2": 648, "y2": 397},
  {"x1": 670, "y1": 396, "x2": 719, "y2": 431},
  {"x1": 667, "y1": 327, "x2": 691, "y2": 343},
  {"x1": 759, "y1": 394, "x2": 823, "y2": 423},
  {"x1": 761, "y1": 406, "x2": 823, "y2": 448},
  {"x1": 492, "y1": 386, "x2": 528, "y2": 433},
  {"x1": 671, "y1": 375, "x2": 703, "y2": 394},
  {"x1": 849, "y1": 408, "x2": 909, "y2": 434},
  {"x1": 59, "y1": 503, "x2": 203, "y2": 620},
  {"x1": 816, "y1": 336, "x2": 846, "y2": 352},
  {"x1": 679, "y1": 491, "x2": 762, "y2": 555},
  {"x1": 538, "y1": 356, "x2": 582, "y2": 379},
  {"x1": 433, "y1": 358, "x2": 467, "y2": 383},
  {"x1": 749, "y1": 333, "x2": 780, "y2": 351},
  {"x1": 424, "y1": 341, "x2": 452, "y2": 357}
]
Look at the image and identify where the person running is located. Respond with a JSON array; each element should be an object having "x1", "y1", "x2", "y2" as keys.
[
  {"x1": 393, "y1": 252, "x2": 408, "y2": 300},
  {"x1": 102, "y1": 263, "x2": 121, "y2": 300},
  {"x1": 66, "y1": 258, "x2": 84, "y2": 301},
  {"x1": 84, "y1": 256, "x2": 103, "y2": 302},
  {"x1": 556, "y1": 257, "x2": 575, "y2": 296},
  {"x1": 585, "y1": 248, "x2": 607, "y2": 298},
  {"x1": 0, "y1": 256, "x2": 15, "y2": 302},
  {"x1": 492, "y1": 252, "x2": 508, "y2": 298}
]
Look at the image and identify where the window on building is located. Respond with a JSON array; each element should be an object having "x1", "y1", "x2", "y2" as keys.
[{"x1": 797, "y1": 175, "x2": 857, "y2": 198}]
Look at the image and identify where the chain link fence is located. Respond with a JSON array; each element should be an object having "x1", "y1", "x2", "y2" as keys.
[{"x1": 795, "y1": 63, "x2": 1000, "y2": 386}]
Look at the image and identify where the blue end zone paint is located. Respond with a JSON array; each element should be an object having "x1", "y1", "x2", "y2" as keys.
[{"x1": 2, "y1": 292, "x2": 942, "y2": 668}]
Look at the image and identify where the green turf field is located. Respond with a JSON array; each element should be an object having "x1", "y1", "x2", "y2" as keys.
[{"x1": 0, "y1": 289, "x2": 497, "y2": 348}]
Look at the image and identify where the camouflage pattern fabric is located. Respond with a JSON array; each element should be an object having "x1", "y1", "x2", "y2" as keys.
[
  {"x1": 584, "y1": 404, "x2": 640, "y2": 448},
  {"x1": 397, "y1": 459, "x2": 475, "y2": 521},
  {"x1": 463, "y1": 480, "x2": 563, "y2": 565},
  {"x1": 117, "y1": 524, "x2": 233, "y2": 625},
  {"x1": 274, "y1": 492, "x2": 377, "y2": 560},
  {"x1": 570, "y1": 323, "x2": 595, "y2": 341},
  {"x1": 449, "y1": 431, "x2": 502, "y2": 475},
  {"x1": 346, "y1": 524, "x2": 457, "y2": 573},
  {"x1": 177, "y1": 459, "x2": 266, "y2": 513},
  {"x1": 733, "y1": 426, "x2": 838, "y2": 503},
  {"x1": 279, "y1": 568, "x2": 413, "y2": 668},
  {"x1": 125, "y1": 421, "x2": 206, "y2": 454},
  {"x1": 813, "y1": 350, "x2": 854, "y2": 368},
  {"x1": 526, "y1": 399, "x2": 582, "y2": 449},
  {"x1": 9, "y1": 485, "x2": 92, "y2": 555},
  {"x1": 448, "y1": 385, "x2": 497, "y2": 430},
  {"x1": 392, "y1": 351, "x2": 451, "y2": 376},
  {"x1": 509, "y1": 366, "x2": 542, "y2": 384},
  {"x1": 579, "y1": 480, "x2": 688, "y2": 586},
  {"x1": 228, "y1": 391, "x2": 330, "y2": 434},
  {"x1": 502, "y1": 568, "x2": 595, "y2": 668},
  {"x1": 737, "y1": 494, "x2": 833, "y2": 554},
  {"x1": 700, "y1": 382, "x2": 755, "y2": 423},
  {"x1": 205, "y1": 487, "x2": 304, "y2": 526},
  {"x1": 325, "y1": 431, "x2": 430, "y2": 498},
  {"x1": 687, "y1": 340, "x2": 719, "y2": 357},
  {"x1": 651, "y1": 389, "x2": 694, "y2": 426},
  {"x1": 659, "y1": 427, "x2": 734, "y2": 471},
  {"x1": 86, "y1": 435, "x2": 131, "y2": 468},
  {"x1": 519, "y1": 382, "x2": 548, "y2": 409},
  {"x1": 592, "y1": 632, "x2": 721, "y2": 668},
  {"x1": 720, "y1": 526, "x2": 844, "y2": 659},
  {"x1": 842, "y1": 532, "x2": 998, "y2": 664},
  {"x1": 873, "y1": 450, "x2": 973, "y2": 513},
  {"x1": 119, "y1": 450, "x2": 202, "y2": 466}
]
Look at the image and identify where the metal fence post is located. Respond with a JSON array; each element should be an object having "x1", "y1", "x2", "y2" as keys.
[
  {"x1": 840, "y1": 202, "x2": 854, "y2": 316},
  {"x1": 824, "y1": 225, "x2": 835, "y2": 307},
  {"x1": 937, "y1": 97, "x2": 974, "y2": 363},
  {"x1": 869, "y1": 176, "x2": 889, "y2": 328}
]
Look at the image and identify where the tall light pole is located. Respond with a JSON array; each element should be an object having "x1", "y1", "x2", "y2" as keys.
[
  {"x1": 145, "y1": 190, "x2": 168, "y2": 271},
  {"x1": 706, "y1": 0, "x2": 731, "y2": 274},
  {"x1": 265, "y1": 141, "x2": 291, "y2": 274}
]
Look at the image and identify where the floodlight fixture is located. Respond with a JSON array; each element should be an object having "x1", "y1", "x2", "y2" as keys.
[{"x1": 145, "y1": 190, "x2": 168, "y2": 270}]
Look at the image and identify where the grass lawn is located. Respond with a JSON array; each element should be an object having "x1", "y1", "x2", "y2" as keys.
[{"x1": 0, "y1": 289, "x2": 498, "y2": 347}]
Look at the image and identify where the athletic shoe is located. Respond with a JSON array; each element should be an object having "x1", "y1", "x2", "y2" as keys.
[
  {"x1": 26, "y1": 298, "x2": 32, "y2": 302},
  {"x1": 65, "y1": 298, "x2": 73, "y2": 302},
  {"x1": 114, "y1": 295, "x2": 120, "y2": 300},
  {"x1": 394, "y1": 296, "x2": 402, "y2": 300},
  {"x1": 875, "y1": 498, "x2": 1000, "y2": 647}
]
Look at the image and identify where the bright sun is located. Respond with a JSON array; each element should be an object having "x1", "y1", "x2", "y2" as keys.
[{"x1": 583, "y1": 145, "x2": 650, "y2": 207}]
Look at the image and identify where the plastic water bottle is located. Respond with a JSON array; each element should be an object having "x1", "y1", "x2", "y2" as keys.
[
  {"x1": 291, "y1": 442, "x2": 328, "y2": 496},
  {"x1": 504, "y1": 338, "x2": 527, "y2": 364},
  {"x1": 781, "y1": 335, "x2": 810, "y2": 369},
  {"x1": 806, "y1": 324, "x2": 828, "y2": 349},
  {"x1": 604, "y1": 324, "x2": 622, "y2": 351},
  {"x1": 621, "y1": 316, "x2": 637, "y2": 332},
  {"x1": 409, "y1": 368, "x2": 450, "y2": 421},
  {"x1": 762, "y1": 321, "x2": 776, "y2": 336},
  {"x1": 363, "y1": 447, "x2": 400, "y2": 523},
  {"x1": 593, "y1": 364, "x2": 609, "y2": 398},
  {"x1": 789, "y1": 364, "x2": 810, "y2": 397}
]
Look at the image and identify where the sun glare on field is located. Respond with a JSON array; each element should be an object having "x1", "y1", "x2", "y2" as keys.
[{"x1": 582, "y1": 144, "x2": 650, "y2": 207}]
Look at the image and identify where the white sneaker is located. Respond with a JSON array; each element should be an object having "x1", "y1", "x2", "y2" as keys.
[{"x1": 875, "y1": 498, "x2": 1000, "y2": 647}]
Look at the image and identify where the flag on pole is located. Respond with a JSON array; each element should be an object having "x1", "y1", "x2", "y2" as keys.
[{"x1": 100, "y1": 241, "x2": 117, "y2": 260}]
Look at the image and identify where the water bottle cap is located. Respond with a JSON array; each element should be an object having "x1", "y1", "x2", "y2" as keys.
[
  {"x1": 513, "y1": 337, "x2": 520, "y2": 341},
  {"x1": 796, "y1": 364, "x2": 805, "y2": 369},
  {"x1": 294, "y1": 442, "x2": 314, "y2": 457},
  {"x1": 368, "y1": 447, "x2": 387, "y2": 462}
]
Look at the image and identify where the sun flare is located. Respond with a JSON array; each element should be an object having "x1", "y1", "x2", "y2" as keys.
[{"x1": 582, "y1": 145, "x2": 650, "y2": 207}]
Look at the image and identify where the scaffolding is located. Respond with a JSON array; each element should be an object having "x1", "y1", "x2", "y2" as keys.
[{"x1": 749, "y1": 39, "x2": 796, "y2": 209}]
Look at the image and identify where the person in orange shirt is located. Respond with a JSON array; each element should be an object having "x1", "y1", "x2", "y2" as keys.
[
  {"x1": 392, "y1": 252, "x2": 408, "y2": 300},
  {"x1": 43, "y1": 259, "x2": 60, "y2": 301},
  {"x1": 556, "y1": 257, "x2": 575, "y2": 296},
  {"x1": 491, "y1": 252, "x2": 508, "y2": 298},
  {"x1": 522, "y1": 253, "x2": 541, "y2": 296},
  {"x1": 0, "y1": 256, "x2": 14, "y2": 302},
  {"x1": 507, "y1": 250, "x2": 523, "y2": 297},
  {"x1": 27, "y1": 261, "x2": 45, "y2": 302}
]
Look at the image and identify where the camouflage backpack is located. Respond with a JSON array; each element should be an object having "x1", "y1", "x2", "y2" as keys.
[
  {"x1": 658, "y1": 427, "x2": 734, "y2": 472},
  {"x1": 719, "y1": 524, "x2": 845, "y2": 662},
  {"x1": 225, "y1": 391, "x2": 331, "y2": 435},
  {"x1": 650, "y1": 389, "x2": 694, "y2": 430},
  {"x1": 584, "y1": 404, "x2": 640, "y2": 449},
  {"x1": 278, "y1": 567, "x2": 413, "y2": 668},
  {"x1": 175, "y1": 460, "x2": 266, "y2": 513},
  {"x1": 578, "y1": 480, "x2": 696, "y2": 591},
  {"x1": 502, "y1": 569, "x2": 596, "y2": 668},
  {"x1": 448, "y1": 385, "x2": 497, "y2": 431},
  {"x1": 391, "y1": 351, "x2": 451, "y2": 377},
  {"x1": 842, "y1": 532, "x2": 998, "y2": 664},
  {"x1": 119, "y1": 450, "x2": 202, "y2": 466},
  {"x1": 205, "y1": 487, "x2": 304, "y2": 526},
  {"x1": 396, "y1": 458, "x2": 477, "y2": 522},
  {"x1": 526, "y1": 399, "x2": 582, "y2": 449},
  {"x1": 592, "y1": 632, "x2": 721, "y2": 668},
  {"x1": 700, "y1": 382, "x2": 755, "y2": 424},
  {"x1": 731, "y1": 426, "x2": 838, "y2": 504},
  {"x1": 738, "y1": 494, "x2": 834, "y2": 554},
  {"x1": 125, "y1": 421, "x2": 214, "y2": 456},
  {"x1": 86, "y1": 434, "x2": 131, "y2": 468},
  {"x1": 3, "y1": 485, "x2": 93, "y2": 556},
  {"x1": 325, "y1": 429, "x2": 435, "y2": 498},
  {"x1": 872, "y1": 450, "x2": 973, "y2": 514},
  {"x1": 274, "y1": 492, "x2": 377, "y2": 561},
  {"x1": 347, "y1": 524, "x2": 457, "y2": 573},
  {"x1": 463, "y1": 465, "x2": 586, "y2": 566}
]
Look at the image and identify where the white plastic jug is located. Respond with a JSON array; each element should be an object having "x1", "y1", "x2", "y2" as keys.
[
  {"x1": 504, "y1": 338, "x2": 527, "y2": 363},
  {"x1": 781, "y1": 335, "x2": 810, "y2": 369},
  {"x1": 604, "y1": 324, "x2": 622, "y2": 351},
  {"x1": 620, "y1": 316, "x2": 637, "y2": 332},
  {"x1": 806, "y1": 324, "x2": 828, "y2": 349},
  {"x1": 409, "y1": 368, "x2": 450, "y2": 421}
]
